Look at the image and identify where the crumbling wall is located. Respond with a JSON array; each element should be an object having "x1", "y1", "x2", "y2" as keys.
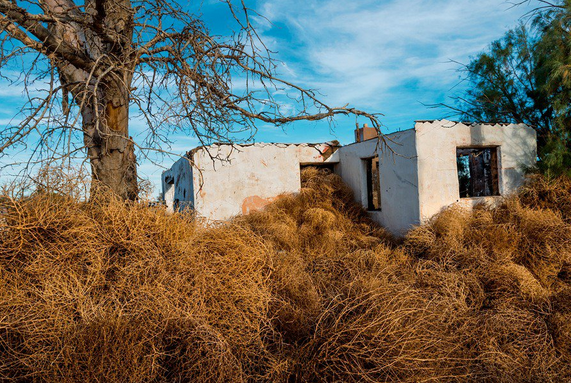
[
  {"x1": 190, "y1": 143, "x2": 336, "y2": 221},
  {"x1": 335, "y1": 129, "x2": 420, "y2": 235},
  {"x1": 415, "y1": 120, "x2": 537, "y2": 222},
  {"x1": 160, "y1": 120, "x2": 536, "y2": 237}
]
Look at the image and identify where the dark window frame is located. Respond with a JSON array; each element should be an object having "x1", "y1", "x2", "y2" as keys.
[
  {"x1": 364, "y1": 156, "x2": 381, "y2": 211},
  {"x1": 456, "y1": 146, "x2": 500, "y2": 198}
]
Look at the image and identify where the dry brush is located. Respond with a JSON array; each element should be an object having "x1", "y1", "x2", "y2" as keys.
[{"x1": 0, "y1": 169, "x2": 570, "y2": 381}]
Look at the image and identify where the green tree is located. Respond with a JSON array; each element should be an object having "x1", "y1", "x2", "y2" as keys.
[{"x1": 452, "y1": 1, "x2": 571, "y2": 176}]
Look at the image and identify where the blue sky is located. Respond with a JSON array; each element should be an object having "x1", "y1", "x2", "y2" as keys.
[{"x1": 0, "y1": 0, "x2": 537, "y2": 193}]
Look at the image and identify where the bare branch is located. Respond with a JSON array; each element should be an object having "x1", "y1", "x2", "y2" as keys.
[{"x1": 0, "y1": 0, "x2": 382, "y2": 199}]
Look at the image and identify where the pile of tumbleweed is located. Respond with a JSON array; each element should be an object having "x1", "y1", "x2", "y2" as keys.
[{"x1": 0, "y1": 168, "x2": 570, "y2": 382}]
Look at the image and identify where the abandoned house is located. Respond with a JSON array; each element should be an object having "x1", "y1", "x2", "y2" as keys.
[{"x1": 161, "y1": 119, "x2": 537, "y2": 235}]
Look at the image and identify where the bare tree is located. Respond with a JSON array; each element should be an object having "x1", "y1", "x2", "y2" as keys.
[{"x1": 0, "y1": 0, "x2": 381, "y2": 200}]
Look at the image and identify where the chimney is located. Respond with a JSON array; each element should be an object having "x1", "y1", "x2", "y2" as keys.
[{"x1": 354, "y1": 123, "x2": 378, "y2": 142}]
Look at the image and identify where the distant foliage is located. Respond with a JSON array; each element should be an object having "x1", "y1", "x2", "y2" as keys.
[
  {"x1": 455, "y1": 0, "x2": 571, "y2": 177},
  {"x1": 0, "y1": 168, "x2": 570, "y2": 381}
]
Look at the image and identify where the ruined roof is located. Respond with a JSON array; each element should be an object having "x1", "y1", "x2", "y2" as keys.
[
  {"x1": 186, "y1": 141, "x2": 341, "y2": 159},
  {"x1": 414, "y1": 119, "x2": 519, "y2": 126}
]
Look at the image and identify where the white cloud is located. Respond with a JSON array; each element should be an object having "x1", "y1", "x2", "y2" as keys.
[
  {"x1": 253, "y1": 0, "x2": 536, "y2": 119},
  {"x1": 0, "y1": 0, "x2": 539, "y2": 191}
]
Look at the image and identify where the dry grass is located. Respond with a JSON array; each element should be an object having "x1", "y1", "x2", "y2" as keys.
[{"x1": 0, "y1": 168, "x2": 570, "y2": 381}]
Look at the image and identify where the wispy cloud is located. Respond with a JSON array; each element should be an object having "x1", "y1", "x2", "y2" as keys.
[
  {"x1": 253, "y1": 0, "x2": 536, "y2": 129},
  {"x1": 0, "y1": 0, "x2": 538, "y2": 190}
]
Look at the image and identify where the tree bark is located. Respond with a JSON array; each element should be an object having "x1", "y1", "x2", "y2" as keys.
[
  {"x1": 0, "y1": 0, "x2": 382, "y2": 201},
  {"x1": 82, "y1": 78, "x2": 138, "y2": 200}
]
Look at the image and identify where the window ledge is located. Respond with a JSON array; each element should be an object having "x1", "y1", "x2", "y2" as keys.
[
  {"x1": 459, "y1": 195, "x2": 501, "y2": 200},
  {"x1": 456, "y1": 196, "x2": 503, "y2": 209}
]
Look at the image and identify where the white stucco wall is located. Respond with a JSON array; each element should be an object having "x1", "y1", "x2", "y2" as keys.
[
  {"x1": 415, "y1": 120, "x2": 537, "y2": 223},
  {"x1": 190, "y1": 143, "x2": 335, "y2": 221},
  {"x1": 335, "y1": 129, "x2": 420, "y2": 236},
  {"x1": 161, "y1": 120, "x2": 536, "y2": 237}
]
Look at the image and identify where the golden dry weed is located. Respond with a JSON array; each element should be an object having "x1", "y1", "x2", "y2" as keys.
[{"x1": 0, "y1": 168, "x2": 569, "y2": 381}]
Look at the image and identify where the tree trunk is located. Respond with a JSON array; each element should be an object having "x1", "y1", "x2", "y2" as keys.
[{"x1": 82, "y1": 78, "x2": 138, "y2": 200}]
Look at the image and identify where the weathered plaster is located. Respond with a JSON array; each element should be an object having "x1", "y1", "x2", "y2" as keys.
[
  {"x1": 162, "y1": 142, "x2": 337, "y2": 221},
  {"x1": 335, "y1": 129, "x2": 420, "y2": 236},
  {"x1": 415, "y1": 120, "x2": 537, "y2": 223},
  {"x1": 331, "y1": 120, "x2": 536, "y2": 235},
  {"x1": 161, "y1": 120, "x2": 537, "y2": 237}
]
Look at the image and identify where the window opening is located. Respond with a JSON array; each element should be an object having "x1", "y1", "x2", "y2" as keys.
[
  {"x1": 457, "y1": 147, "x2": 499, "y2": 198},
  {"x1": 364, "y1": 156, "x2": 381, "y2": 210},
  {"x1": 300, "y1": 163, "x2": 336, "y2": 173}
]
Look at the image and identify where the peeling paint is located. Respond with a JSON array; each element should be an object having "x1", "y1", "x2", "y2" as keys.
[
  {"x1": 173, "y1": 142, "x2": 337, "y2": 222},
  {"x1": 334, "y1": 120, "x2": 536, "y2": 236},
  {"x1": 161, "y1": 120, "x2": 536, "y2": 237},
  {"x1": 241, "y1": 195, "x2": 278, "y2": 215}
]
